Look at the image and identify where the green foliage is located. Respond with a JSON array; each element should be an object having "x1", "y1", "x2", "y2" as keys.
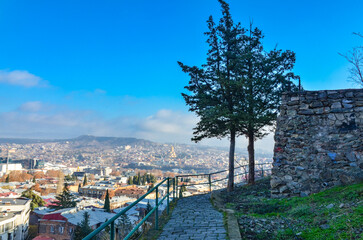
[
  {"x1": 21, "y1": 189, "x2": 46, "y2": 210},
  {"x1": 117, "y1": 214, "x2": 133, "y2": 239},
  {"x1": 83, "y1": 174, "x2": 88, "y2": 186},
  {"x1": 137, "y1": 172, "x2": 141, "y2": 185},
  {"x1": 145, "y1": 200, "x2": 153, "y2": 216},
  {"x1": 133, "y1": 175, "x2": 138, "y2": 185},
  {"x1": 74, "y1": 212, "x2": 93, "y2": 240},
  {"x1": 51, "y1": 184, "x2": 76, "y2": 210},
  {"x1": 127, "y1": 176, "x2": 133, "y2": 185},
  {"x1": 230, "y1": 180, "x2": 363, "y2": 240},
  {"x1": 64, "y1": 174, "x2": 75, "y2": 182},
  {"x1": 179, "y1": 184, "x2": 187, "y2": 198},
  {"x1": 130, "y1": 173, "x2": 156, "y2": 186},
  {"x1": 288, "y1": 204, "x2": 312, "y2": 218},
  {"x1": 103, "y1": 190, "x2": 111, "y2": 212},
  {"x1": 32, "y1": 176, "x2": 36, "y2": 183},
  {"x1": 179, "y1": 0, "x2": 298, "y2": 188}
]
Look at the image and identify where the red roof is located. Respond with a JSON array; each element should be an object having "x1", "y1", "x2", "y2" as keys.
[
  {"x1": 42, "y1": 213, "x2": 67, "y2": 221},
  {"x1": 0, "y1": 192, "x2": 17, "y2": 197},
  {"x1": 43, "y1": 198, "x2": 57, "y2": 207}
]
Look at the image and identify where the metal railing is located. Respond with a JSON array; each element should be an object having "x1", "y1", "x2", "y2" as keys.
[
  {"x1": 83, "y1": 177, "x2": 174, "y2": 240},
  {"x1": 83, "y1": 163, "x2": 271, "y2": 240},
  {"x1": 175, "y1": 163, "x2": 271, "y2": 195}
]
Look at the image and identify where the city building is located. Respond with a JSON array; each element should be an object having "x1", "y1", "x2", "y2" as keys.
[
  {"x1": 36, "y1": 208, "x2": 116, "y2": 240},
  {"x1": 0, "y1": 198, "x2": 31, "y2": 240}
]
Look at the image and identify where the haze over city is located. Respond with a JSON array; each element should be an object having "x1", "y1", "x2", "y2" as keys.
[{"x1": 1, "y1": 0, "x2": 362, "y2": 152}]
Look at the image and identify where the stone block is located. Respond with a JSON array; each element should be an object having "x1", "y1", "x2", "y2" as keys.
[
  {"x1": 331, "y1": 102, "x2": 342, "y2": 109},
  {"x1": 273, "y1": 89, "x2": 363, "y2": 198}
]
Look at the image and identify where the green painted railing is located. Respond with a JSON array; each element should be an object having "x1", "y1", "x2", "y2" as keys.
[
  {"x1": 83, "y1": 163, "x2": 271, "y2": 240},
  {"x1": 83, "y1": 177, "x2": 174, "y2": 240},
  {"x1": 175, "y1": 163, "x2": 271, "y2": 194}
]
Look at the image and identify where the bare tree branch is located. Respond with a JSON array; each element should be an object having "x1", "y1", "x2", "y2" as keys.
[{"x1": 339, "y1": 32, "x2": 363, "y2": 87}]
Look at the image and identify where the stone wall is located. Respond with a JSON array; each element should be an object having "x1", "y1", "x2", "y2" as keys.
[{"x1": 271, "y1": 89, "x2": 363, "y2": 198}]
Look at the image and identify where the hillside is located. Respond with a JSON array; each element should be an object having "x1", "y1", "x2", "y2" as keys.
[
  {"x1": 0, "y1": 135, "x2": 155, "y2": 148},
  {"x1": 223, "y1": 178, "x2": 363, "y2": 240}
]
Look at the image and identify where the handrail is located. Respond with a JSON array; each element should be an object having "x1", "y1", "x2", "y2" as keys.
[
  {"x1": 83, "y1": 177, "x2": 174, "y2": 240},
  {"x1": 176, "y1": 163, "x2": 271, "y2": 194},
  {"x1": 83, "y1": 162, "x2": 272, "y2": 240}
]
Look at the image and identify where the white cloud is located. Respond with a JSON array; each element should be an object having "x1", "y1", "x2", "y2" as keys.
[
  {"x1": 0, "y1": 69, "x2": 47, "y2": 87},
  {"x1": 0, "y1": 105, "x2": 275, "y2": 153},
  {"x1": 18, "y1": 101, "x2": 43, "y2": 112}
]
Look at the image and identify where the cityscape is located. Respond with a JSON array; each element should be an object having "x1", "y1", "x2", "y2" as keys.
[{"x1": 0, "y1": 0, "x2": 362, "y2": 239}]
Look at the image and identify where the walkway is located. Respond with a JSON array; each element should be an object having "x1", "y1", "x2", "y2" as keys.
[{"x1": 158, "y1": 194, "x2": 227, "y2": 240}]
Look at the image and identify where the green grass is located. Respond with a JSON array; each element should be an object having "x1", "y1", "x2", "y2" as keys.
[{"x1": 226, "y1": 178, "x2": 363, "y2": 240}]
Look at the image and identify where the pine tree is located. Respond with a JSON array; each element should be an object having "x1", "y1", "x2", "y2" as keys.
[
  {"x1": 235, "y1": 23, "x2": 298, "y2": 184},
  {"x1": 83, "y1": 174, "x2": 88, "y2": 186},
  {"x1": 145, "y1": 200, "x2": 153, "y2": 220},
  {"x1": 51, "y1": 184, "x2": 76, "y2": 209},
  {"x1": 74, "y1": 212, "x2": 93, "y2": 240},
  {"x1": 32, "y1": 176, "x2": 36, "y2": 183},
  {"x1": 147, "y1": 183, "x2": 154, "y2": 192},
  {"x1": 127, "y1": 176, "x2": 133, "y2": 185},
  {"x1": 103, "y1": 190, "x2": 111, "y2": 212},
  {"x1": 141, "y1": 174, "x2": 146, "y2": 185},
  {"x1": 117, "y1": 214, "x2": 133, "y2": 239},
  {"x1": 179, "y1": 184, "x2": 187, "y2": 198},
  {"x1": 21, "y1": 189, "x2": 46, "y2": 210},
  {"x1": 179, "y1": 0, "x2": 298, "y2": 189},
  {"x1": 137, "y1": 172, "x2": 141, "y2": 185},
  {"x1": 5, "y1": 175, "x2": 9, "y2": 183}
]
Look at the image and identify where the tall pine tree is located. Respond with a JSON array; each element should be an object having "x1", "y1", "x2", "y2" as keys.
[
  {"x1": 51, "y1": 184, "x2": 76, "y2": 209},
  {"x1": 179, "y1": 0, "x2": 245, "y2": 191},
  {"x1": 74, "y1": 212, "x2": 93, "y2": 240},
  {"x1": 236, "y1": 23, "x2": 298, "y2": 184},
  {"x1": 103, "y1": 189, "x2": 111, "y2": 212},
  {"x1": 83, "y1": 174, "x2": 88, "y2": 186},
  {"x1": 180, "y1": 0, "x2": 298, "y2": 189}
]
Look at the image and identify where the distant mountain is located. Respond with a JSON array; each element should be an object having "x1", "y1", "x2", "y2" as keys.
[
  {"x1": 65, "y1": 135, "x2": 155, "y2": 148},
  {"x1": 0, "y1": 137, "x2": 56, "y2": 144},
  {"x1": 0, "y1": 135, "x2": 155, "y2": 148}
]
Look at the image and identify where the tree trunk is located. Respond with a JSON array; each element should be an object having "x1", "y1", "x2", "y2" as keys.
[
  {"x1": 248, "y1": 130, "x2": 255, "y2": 184},
  {"x1": 227, "y1": 129, "x2": 236, "y2": 192}
]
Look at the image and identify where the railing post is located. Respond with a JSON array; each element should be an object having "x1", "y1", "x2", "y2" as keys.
[
  {"x1": 167, "y1": 178, "x2": 170, "y2": 215},
  {"x1": 155, "y1": 187, "x2": 159, "y2": 230},
  {"x1": 261, "y1": 167, "x2": 264, "y2": 177},
  {"x1": 173, "y1": 177, "x2": 175, "y2": 201},
  {"x1": 208, "y1": 174, "x2": 212, "y2": 192},
  {"x1": 110, "y1": 221, "x2": 115, "y2": 240},
  {"x1": 176, "y1": 177, "x2": 179, "y2": 199}
]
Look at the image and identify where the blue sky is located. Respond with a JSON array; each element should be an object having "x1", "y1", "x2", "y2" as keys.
[{"x1": 0, "y1": 0, "x2": 362, "y2": 152}]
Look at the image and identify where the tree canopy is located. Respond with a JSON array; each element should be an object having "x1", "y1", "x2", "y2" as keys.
[
  {"x1": 180, "y1": 0, "x2": 298, "y2": 189},
  {"x1": 21, "y1": 189, "x2": 46, "y2": 210},
  {"x1": 51, "y1": 184, "x2": 76, "y2": 210},
  {"x1": 103, "y1": 190, "x2": 111, "y2": 212},
  {"x1": 74, "y1": 212, "x2": 93, "y2": 240}
]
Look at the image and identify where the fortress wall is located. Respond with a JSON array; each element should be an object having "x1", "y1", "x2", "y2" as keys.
[{"x1": 271, "y1": 89, "x2": 363, "y2": 197}]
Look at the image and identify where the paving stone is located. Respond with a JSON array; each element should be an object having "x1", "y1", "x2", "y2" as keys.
[{"x1": 157, "y1": 194, "x2": 227, "y2": 240}]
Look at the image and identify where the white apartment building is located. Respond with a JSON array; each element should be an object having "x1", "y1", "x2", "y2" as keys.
[
  {"x1": 0, "y1": 198, "x2": 31, "y2": 240},
  {"x1": 0, "y1": 164, "x2": 23, "y2": 177}
]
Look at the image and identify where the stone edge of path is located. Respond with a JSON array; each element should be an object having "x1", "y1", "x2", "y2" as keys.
[{"x1": 211, "y1": 191, "x2": 242, "y2": 240}]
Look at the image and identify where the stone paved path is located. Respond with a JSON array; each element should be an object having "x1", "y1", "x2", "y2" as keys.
[{"x1": 158, "y1": 194, "x2": 227, "y2": 240}]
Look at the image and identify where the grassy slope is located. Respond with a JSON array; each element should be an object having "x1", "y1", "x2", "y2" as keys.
[{"x1": 225, "y1": 178, "x2": 363, "y2": 240}]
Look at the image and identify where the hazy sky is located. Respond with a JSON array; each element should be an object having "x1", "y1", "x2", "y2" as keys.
[{"x1": 0, "y1": 0, "x2": 362, "y2": 152}]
